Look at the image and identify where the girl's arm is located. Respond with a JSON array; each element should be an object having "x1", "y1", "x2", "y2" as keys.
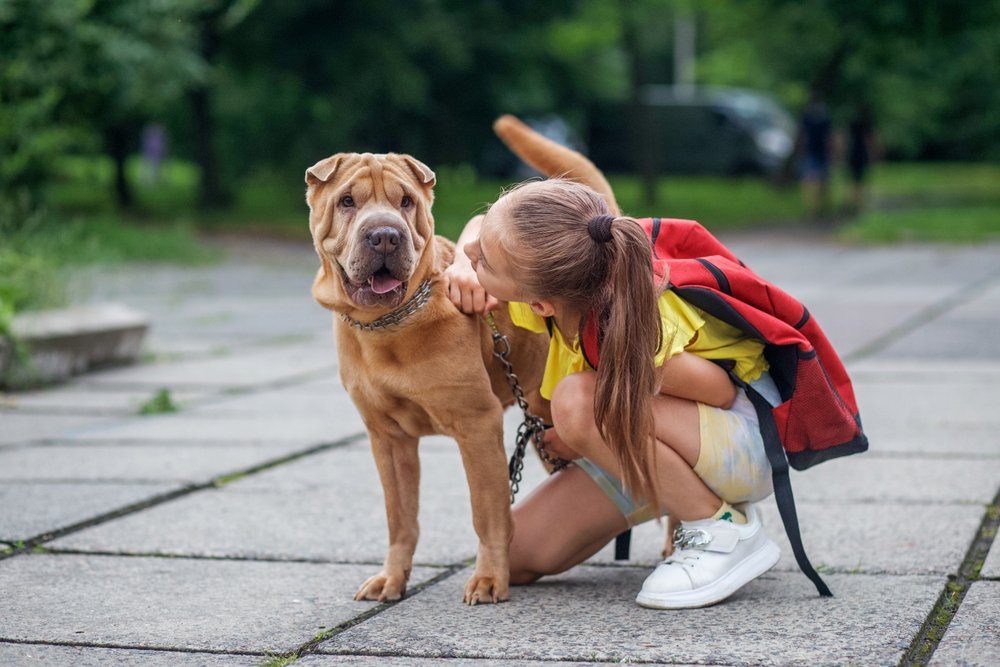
[
  {"x1": 443, "y1": 215, "x2": 499, "y2": 315},
  {"x1": 657, "y1": 351, "x2": 737, "y2": 410}
]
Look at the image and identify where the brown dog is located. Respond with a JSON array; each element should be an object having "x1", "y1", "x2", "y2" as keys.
[{"x1": 306, "y1": 152, "x2": 549, "y2": 604}]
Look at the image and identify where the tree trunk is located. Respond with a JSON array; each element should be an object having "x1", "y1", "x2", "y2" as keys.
[
  {"x1": 106, "y1": 125, "x2": 133, "y2": 210},
  {"x1": 191, "y1": 12, "x2": 229, "y2": 210},
  {"x1": 622, "y1": 4, "x2": 657, "y2": 206}
]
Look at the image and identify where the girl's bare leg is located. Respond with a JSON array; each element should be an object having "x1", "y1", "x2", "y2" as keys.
[
  {"x1": 550, "y1": 371, "x2": 722, "y2": 522},
  {"x1": 509, "y1": 464, "x2": 628, "y2": 584}
]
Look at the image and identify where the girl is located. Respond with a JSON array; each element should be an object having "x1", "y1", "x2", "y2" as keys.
[{"x1": 444, "y1": 179, "x2": 782, "y2": 609}]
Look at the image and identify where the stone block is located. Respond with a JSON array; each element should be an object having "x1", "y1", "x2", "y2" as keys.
[
  {"x1": 80, "y1": 343, "x2": 337, "y2": 391},
  {"x1": 300, "y1": 658, "x2": 698, "y2": 667},
  {"x1": 981, "y1": 535, "x2": 1000, "y2": 579},
  {"x1": 0, "y1": 413, "x2": 116, "y2": 446},
  {"x1": 65, "y1": 412, "x2": 364, "y2": 446},
  {"x1": 2, "y1": 304, "x2": 148, "y2": 386},
  {"x1": 51, "y1": 440, "x2": 549, "y2": 564},
  {"x1": 585, "y1": 501, "x2": 984, "y2": 576},
  {"x1": 0, "y1": 554, "x2": 439, "y2": 654},
  {"x1": 0, "y1": 644, "x2": 253, "y2": 667},
  {"x1": 0, "y1": 442, "x2": 302, "y2": 484},
  {"x1": 0, "y1": 482, "x2": 179, "y2": 542},
  {"x1": 4, "y1": 386, "x2": 208, "y2": 416},
  {"x1": 929, "y1": 581, "x2": 1000, "y2": 667},
  {"x1": 320, "y1": 566, "x2": 943, "y2": 667}
]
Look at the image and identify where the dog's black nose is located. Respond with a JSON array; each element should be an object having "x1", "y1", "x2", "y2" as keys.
[{"x1": 367, "y1": 227, "x2": 401, "y2": 254}]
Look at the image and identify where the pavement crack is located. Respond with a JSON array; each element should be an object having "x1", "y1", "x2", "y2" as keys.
[
  {"x1": 0, "y1": 638, "x2": 265, "y2": 657},
  {"x1": 0, "y1": 432, "x2": 366, "y2": 563},
  {"x1": 844, "y1": 268, "x2": 1000, "y2": 364},
  {"x1": 257, "y1": 565, "x2": 466, "y2": 667},
  {"x1": 898, "y1": 489, "x2": 1000, "y2": 667}
]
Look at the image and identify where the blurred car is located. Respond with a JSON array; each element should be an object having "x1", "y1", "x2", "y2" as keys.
[{"x1": 588, "y1": 85, "x2": 797, "y2": 176}]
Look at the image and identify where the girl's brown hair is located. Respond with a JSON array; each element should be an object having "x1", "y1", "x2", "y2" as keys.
[{"x1": 489, "y1": 179, "x2": 665, "y2": 503}]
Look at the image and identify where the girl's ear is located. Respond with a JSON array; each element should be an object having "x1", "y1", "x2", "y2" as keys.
[{"x1": 528, "y1": 300, "x2": 556, "y2": 317}]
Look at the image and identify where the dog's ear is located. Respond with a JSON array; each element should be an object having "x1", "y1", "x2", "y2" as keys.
[
  {"x1": 401, "y1": 155, "x2": 436, "y2": 188},
  {"x1": 306, "y1": 155, "x2": 345, "y2": 187}
]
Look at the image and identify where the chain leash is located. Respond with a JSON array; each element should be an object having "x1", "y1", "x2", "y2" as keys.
[{"x1": 484, "y1": 313, "x2": 570, "y2": 504}]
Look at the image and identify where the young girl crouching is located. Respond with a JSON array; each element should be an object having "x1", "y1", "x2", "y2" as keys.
[{"x1": 443, "y1": 179, "x2": 782, "y2": 609}]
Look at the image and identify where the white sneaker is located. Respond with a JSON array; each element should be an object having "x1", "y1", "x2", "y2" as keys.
[{"x1": 635, "y1": 502, "x2": 780, "y2": 609}]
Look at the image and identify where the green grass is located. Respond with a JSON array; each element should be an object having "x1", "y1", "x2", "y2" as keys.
[
  {"x1": 138, "y1": 388, "x2": 179, "y2": 415},
  {"x1": 867, "y1": 162, "x2": 1000, "y2": 205},
  {"x1": 839, "y1": 205, "x2": 1000, "y2": 243}
]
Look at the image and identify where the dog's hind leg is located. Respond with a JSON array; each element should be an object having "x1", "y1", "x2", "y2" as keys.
[{"x1": 355, "y1": 423, "x2": 421, "y2": 602}]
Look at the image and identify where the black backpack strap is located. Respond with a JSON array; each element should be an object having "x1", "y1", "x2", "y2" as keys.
[
  {"x1": 614, "y1": 529, "x2": 631, "y2": 560},
  {"x1": 745, "y1": 385, "x2": 833, "y2": 597}
]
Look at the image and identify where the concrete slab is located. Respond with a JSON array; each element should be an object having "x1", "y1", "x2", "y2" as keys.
[
  {"x1": 981, "y1": 535, "x2": 1000, "y2": 579},
  {"x1": 0, "y1": 644, "x2": 254, "y2": 667},
  {"x1": 0, "y1": 554, "x2": 440, "y2": 654},
  {"x1": 0, "y1": 482, "x2": 179, "y2": 542},
  {"x1": 877, "y1": 280, "x2": 1000, "y2": 360},
  {"x1": 929, "y1": 581, "x2": 1000, "y2": 667},
  {"x1": 854, "y1": 381, "x2": 1000, "y2": 431},
  {"x1": 0, "y1": 413, "x2": 117, "y2": 446},
  {"x1": 585, "y1": 501, "x2": 983, "y2": 575},
  {"x1": 785, "y1": 456, "x2": 1000, "y2": 504},
  {"x1": 52, "y1": 441, "x2": 549, "y2": 564},
  {"x1": 299, "y1": 658, "x2": 698, "y2": 667},
  {"x1": 861, "y1": 427, "x2": 1000, "y2": 457},
  {"x1": 80, "y1": 344, "x2": 336, "y2": 390},
  {"x1": 848, "y1": 359, "x2": 1000, "y2": 384},
  {"x1": 186, "y1": 384, "x2": 352, "y2": 420},
  {"x1": 4, "y1": 386, "x2": 209, "y2": 416},
  {"x1": 64, "y1": 412, "x2": 364, "y2": 446},
  {"x1": 320, "y1": 566, "x2": 943, "y2": 667},
  {"x1": 0, "y1": 443, "x2": 300, "y2": 483}
]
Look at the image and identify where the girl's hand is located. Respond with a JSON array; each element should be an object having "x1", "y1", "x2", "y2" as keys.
[
  {"x1": 539, "y1": 426, "x2": 581, "y2": 461},
  {"x1": 445, "y1": 214, "x2": 499, "y2": 316},
  {"x1": 444, "y1": 257, "x2": 499, "y2": 316}
]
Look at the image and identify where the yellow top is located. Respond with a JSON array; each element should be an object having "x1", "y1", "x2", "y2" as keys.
[{"x1": 508, "y1": 291, "x2": 769, "y2": 400}]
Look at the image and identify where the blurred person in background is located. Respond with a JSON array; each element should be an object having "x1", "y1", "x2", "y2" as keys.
[
  {"x1": 797, "y1": 92, "x2": 833, "y2": 221},
  {"x1": 847, "y1": 103, "x2": 879, "y2": 214}
]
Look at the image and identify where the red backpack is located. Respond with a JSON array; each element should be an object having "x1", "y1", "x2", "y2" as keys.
[{"x1": 582, "y1": 218, "x2": 868, "y2": 597}]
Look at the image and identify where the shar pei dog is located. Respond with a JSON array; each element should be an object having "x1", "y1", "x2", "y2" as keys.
[{"x1": 306, "y1": 151, "x2": 549, "y2": 604}]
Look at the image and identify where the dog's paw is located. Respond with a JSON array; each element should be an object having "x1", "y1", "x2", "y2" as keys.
[
  {"x1": 354, "y1": 572, "x2": 407, "y2": 602},
  {"x1": 462, "y1": 573, "x2": 509, "y2": 606}
]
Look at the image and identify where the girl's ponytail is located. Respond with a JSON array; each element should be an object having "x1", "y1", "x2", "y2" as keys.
[
  {"x1": 591, "y1": 218, "x2": 664, "y2": 505},
  {"x1": 489, "y1": 179, "x2": 666, "y2": 506}
]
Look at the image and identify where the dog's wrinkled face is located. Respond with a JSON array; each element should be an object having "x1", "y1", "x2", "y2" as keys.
[{"x1": 306, "y1": 153, "x2": 435, "y2": 310}]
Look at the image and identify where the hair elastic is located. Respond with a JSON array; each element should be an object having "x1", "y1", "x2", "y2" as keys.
[{"x1": 588, "y1": 214, "x2": 615, "y2": 243}]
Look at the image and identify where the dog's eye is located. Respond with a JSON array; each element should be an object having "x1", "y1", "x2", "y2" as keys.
[
  {"x1": 340, "y1": 195, "x2": 354, "y2": 207},
  {"x1": 401, "y1": 195, "x2": 412, "y2": 208}
]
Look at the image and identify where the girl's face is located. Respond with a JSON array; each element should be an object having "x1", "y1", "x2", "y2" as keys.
[{"x1": 464, "y1": 211, "x2": 522, "y2": 304}]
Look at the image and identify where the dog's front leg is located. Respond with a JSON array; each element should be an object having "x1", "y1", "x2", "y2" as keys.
[
  {"x1": 355, "y1": 424, "x2": 421, "y2": 602},
  {"x1": 453, "y1": 405, "x2": 513, "y2": 605}
]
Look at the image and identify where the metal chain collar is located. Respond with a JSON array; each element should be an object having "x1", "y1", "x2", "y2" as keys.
[
  {"x1": 484, "y1": 313, "x2": 570, "y2": 504},
  {"x1": 339, "y1": 280, "x2": 433, "y2": 332}
]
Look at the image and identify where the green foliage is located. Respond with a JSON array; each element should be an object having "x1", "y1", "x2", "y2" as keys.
[
  {"x1": 0, "y1": 0, "x2": 204, "y2": 221},
  {"x1": 139, "y1": 388, "x2": 179, "y2": 415},
  {"x1": 698, "y1": 0, "x2": 1000, "y2": 160}
]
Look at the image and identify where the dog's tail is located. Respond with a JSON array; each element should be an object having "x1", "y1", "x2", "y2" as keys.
[{"x1": 492, "y1": 114, "x2": 620, "y2": 216}]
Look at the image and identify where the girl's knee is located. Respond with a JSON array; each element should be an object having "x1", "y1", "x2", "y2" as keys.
[{"x1": 551, "y1": 372, "x2": 597, "y2": 442}]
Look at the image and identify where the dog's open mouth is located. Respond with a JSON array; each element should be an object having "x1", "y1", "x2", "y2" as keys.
[{"x1": 341, "y1": 265, "x2": 409, "y2": 309}]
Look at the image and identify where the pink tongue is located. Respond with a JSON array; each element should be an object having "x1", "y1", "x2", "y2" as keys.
[{"x1": 369, "y1": 274, "x2": 402, "y2": 294}]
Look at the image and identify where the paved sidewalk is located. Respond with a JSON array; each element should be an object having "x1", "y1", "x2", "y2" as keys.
[{"x1": 1, "y1": 235, "x2": 998, "y2": 667}]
